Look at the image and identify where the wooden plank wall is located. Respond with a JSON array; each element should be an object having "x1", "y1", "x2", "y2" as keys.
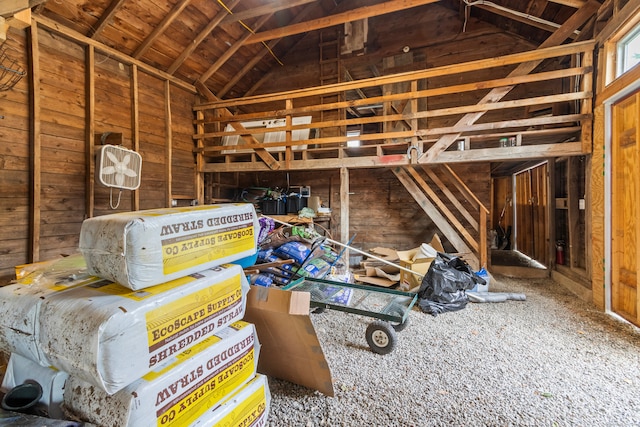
[
  {"x1": 0, "y1": 26, "x2": 197, "y2": 284},
  {"x1": 38, "y1": 30, "x2": 88, "y2": 256},
  {"x1": 0, "y1": 30, "x2": 30, "y2": 275}
]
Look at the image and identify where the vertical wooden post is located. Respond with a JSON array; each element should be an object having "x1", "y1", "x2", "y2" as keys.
[
  {"x1": 85, "y1": 45, "x2": 95, "y2": 219},
  {"x1": 165, "y1": 80, "x2": 173, "y2": 208},
  {"x1": 340, "y1": 167, "x2": 349, "y2": 262},
  {"x1": 196, "y1": 107, "x2": 205, "y2": 206},
  {"x1": 567, "y1": 157, "x2": 581, "y2": 269},
  {"x1": 131, "y1": 64, "x2": 140, "y2": 211},
  {"x1": 285, "y1": 99, "x2": 292, "y2": 169},
  {"x1": 410, "y1": 79, "x2": 419, "y2": 163},
  {"x1": 479, "y1": 208, "x2": 487, "y2": 268},
  {"x1": 28, "y1": 21, "x2": 41, "y2": 262},
  {"x1": 547, "y1": 158, "x2": 556, "y2": 269},
  {"x1": 581, "y1": 49, "x2": 594, "y2": 154}
]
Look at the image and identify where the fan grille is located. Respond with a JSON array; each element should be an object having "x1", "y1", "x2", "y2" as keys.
[{"x1": 97, "y1": 145, "x2": 142, "y2": 190}]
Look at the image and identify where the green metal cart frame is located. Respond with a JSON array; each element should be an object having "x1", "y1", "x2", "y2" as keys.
[{"x1": 283, "y1": 277, "x2": 418, "y2": 354}]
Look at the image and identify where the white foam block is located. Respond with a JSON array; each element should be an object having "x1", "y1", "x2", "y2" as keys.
[
  {"x1": 79, "y1": 203, "x2": 258, "y2": 290},
  {"x1": 65, "y1": 321, "x2": 260, "y2": 427}
]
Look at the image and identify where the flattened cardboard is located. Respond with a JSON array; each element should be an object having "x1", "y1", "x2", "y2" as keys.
[
  {"x1": 243, "y1": 285, "x2": 334, "y2": 397},
  {"x1": 369, "y1": 247, "x2": 399, "y2": 261},
  {"x1": 354, "y1": 274, "x2": 396, "y2": 288}
]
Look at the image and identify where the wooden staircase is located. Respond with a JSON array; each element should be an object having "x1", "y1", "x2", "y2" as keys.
[{"x1": 392, "y1": 164, "x2": 489, "y2": 270}]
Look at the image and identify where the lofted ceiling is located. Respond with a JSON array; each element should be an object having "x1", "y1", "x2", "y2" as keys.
[{"x1": 22, "y1": 0, "x2": 603, "y2": 102}]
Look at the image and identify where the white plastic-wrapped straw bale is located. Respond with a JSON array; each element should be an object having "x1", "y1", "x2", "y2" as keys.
[
  {"x1": 190, "y1": 374, "x2": 271, "y2": 427},
  {"x1": 64, "y1": 321, "x2": 260, "y2": 427},
  {"x1": 0, "y1": 255, "x2": 88, "y2": 367},
  {"x1": 79, "y1": 203, "x2": 259, "y2": 290},
  {"x1": 0, "y1": 258, "x2": 250, "y2": 395}
]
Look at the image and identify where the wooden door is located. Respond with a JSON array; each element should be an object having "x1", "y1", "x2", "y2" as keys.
[
  {"x1": 515, "y1": 164, "x2": 548, "y2": 264},
  {"x1": 611, "y1": 92, "x2": 640, "y2": 326}
]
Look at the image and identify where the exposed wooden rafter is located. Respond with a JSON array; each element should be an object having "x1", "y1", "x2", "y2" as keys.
[
  {"x1": 243, "y1": 0, "x2": 440, "y2": 45},
  {"x1": 469, "y1": 2, "x2": 565, "y2": 34},
  {"x1": 132, "y1": 0, "x2": 193, "y2": 59},
  {"x1": 547, "y1": 0, "x2": 586, "y2": 7},
  {"x1": 167, "y1": 0, "x2": 240, "y2": 75},
  {"x1": 220, "y1": 0, "x2": 316, "y2": 24},
  {"x1": 199, "y1": 13, "x2": 273, "y2": 85},
  {"x1": 218, "y1": 1, "x2": 321, "y2": 98},
  {"x1": 89, "y1": 0, "x2": 126, "y2": 39}
]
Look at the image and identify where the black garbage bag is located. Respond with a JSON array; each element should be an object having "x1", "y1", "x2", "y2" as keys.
[{"x1": 417, "y1": 252, "x2": 486, "y2": 316}]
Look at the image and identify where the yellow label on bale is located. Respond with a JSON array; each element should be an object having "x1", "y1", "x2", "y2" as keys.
[
  {"x1": 89, "y1": 275, "x2": 195, "y2": 300},
  {"x1": 218, "y1": 384, "x2": 268, "y2": 427},
  {"x1": 143, "y1": 321, "x2": 250, "y2": 382},
  {"x1": 154, "y1": 342, "x2": 256, "y2": 426},
  {"x1": 161, "y1": 224, "x2": 255, "y2": 275},
  {"x1": 145, "y1": 275, "x2": 243, "y2": 352}
]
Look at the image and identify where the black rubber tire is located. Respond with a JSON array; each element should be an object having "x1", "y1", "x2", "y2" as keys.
[{"x1": 365, "y1": 321, "x2": 398, "y2": 355}]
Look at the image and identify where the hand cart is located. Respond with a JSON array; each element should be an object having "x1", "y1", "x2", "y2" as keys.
[{"x1": 283, "y1": 277, "x2": 417, "y2": 355}]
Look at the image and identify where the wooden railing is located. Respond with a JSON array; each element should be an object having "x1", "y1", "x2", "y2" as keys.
[{"x1": 193, "y1": 40, "x2": 594, "y2": 172}]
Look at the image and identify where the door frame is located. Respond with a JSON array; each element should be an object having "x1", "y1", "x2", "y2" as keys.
[{"x1": 603, "y1": 79, "x2": 640, "y2": 314}]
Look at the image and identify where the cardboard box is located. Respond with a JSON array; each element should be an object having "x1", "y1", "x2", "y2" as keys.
[
  {"x1": 397, "y1": 234, "x2": 444, "y2": 292},
  {"x1": 64, "y1": 321, "x2": 259, "y2": 427},
  {"x1": 243, "y1": 285, "x2": 334, "y2": 397}
]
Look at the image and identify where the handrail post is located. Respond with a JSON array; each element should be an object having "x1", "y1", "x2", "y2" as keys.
[{"x1": 480, "y1": 208, "x2": 487, "y2": 269}]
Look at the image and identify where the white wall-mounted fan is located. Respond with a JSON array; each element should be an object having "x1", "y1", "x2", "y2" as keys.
[{"x1": 97, "y1": 144, "x2": 142, "y2": 190}]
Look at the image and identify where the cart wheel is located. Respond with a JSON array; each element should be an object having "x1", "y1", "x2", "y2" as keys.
[{"x1": 365, "y1": 321, "x2": 397, "y2": 355}]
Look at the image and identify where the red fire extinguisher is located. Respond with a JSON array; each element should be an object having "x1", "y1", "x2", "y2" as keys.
[{"x1": 556, "y1": 241, "x2": 565, "y2": 265}]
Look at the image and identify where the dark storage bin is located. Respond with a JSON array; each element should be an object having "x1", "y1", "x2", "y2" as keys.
[
  {"x1": 262, "y1": 199, "x2": 286, "y2": 215},
  {"x1": 286, "y1": 196, "x2": 307, "y2": 213}
]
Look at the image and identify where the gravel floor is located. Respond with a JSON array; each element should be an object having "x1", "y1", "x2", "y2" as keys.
[{"x1": 265, "y1": 274, "x2": 640, "y2": 427}]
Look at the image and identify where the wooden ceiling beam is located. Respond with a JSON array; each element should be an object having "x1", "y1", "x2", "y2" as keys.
[
  {"x1": 525, "y1": 0, "x2": 548, "y2": 15},
  {"x1": 89, "y1": 0, "x2": 126, "y2": 39},
  {"x1": 221, "y1": 0, "x2": 316, "y2": 24},
  {"x1": 547, "y1": 0, "x2": 586, "y2": 7},
  {"x1": 471, "y1": 3, "x2": 562, "y2": 35},
  {"x1": 243, "y1": 0, "x2": 440, "y2": 45},
  {"x1": 167, "y1": 0, "x2": 240, "y2": 75},
  {"x1": 199, "y1": 142, "x2": 586, "y2": 172},
  {"x1": 133, "y1": 0, "x2": 193, "y2": 59},
  {"x1": 0, "y1": 0, "x2": 45, "y2": 17}
]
